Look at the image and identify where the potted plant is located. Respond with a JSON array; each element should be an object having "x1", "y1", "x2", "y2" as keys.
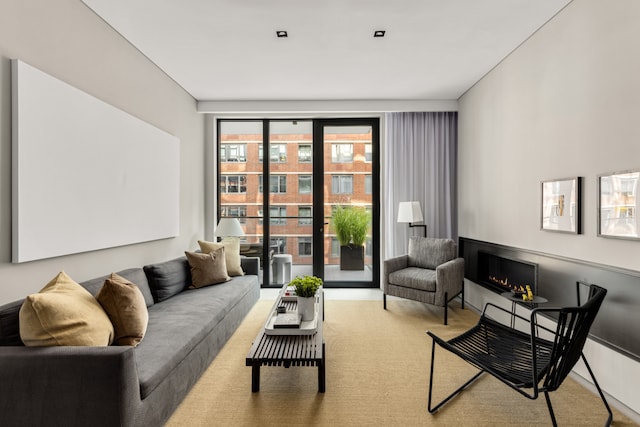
[
  {"x1": 332, "y1": 206, "x2": 370, "y2": 270},
  {"x1": 290, "y1": 275, "x2": 322, "y2": 321}
]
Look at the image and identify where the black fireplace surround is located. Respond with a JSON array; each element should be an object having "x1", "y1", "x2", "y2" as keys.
[{"x1": 460, "y1": 237, "x2": 640, "y2": 362}]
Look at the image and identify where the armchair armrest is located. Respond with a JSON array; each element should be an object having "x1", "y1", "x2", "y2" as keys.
[
  {"x1": 0, "y1": 346, "x2": 139, "y2": 427},
  {"x1": 434, "y1": 257, "x2": 464, "y2": 304},
  {"x1": 383, "y1": 255, "x2": 409, "y2": 290},
  {"x1": 241, "y1": 256, "x2": 260, "y2": 276}
]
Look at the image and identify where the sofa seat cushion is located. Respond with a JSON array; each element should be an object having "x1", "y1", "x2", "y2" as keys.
[
  {"x1": 134, "y1": 275, "x2": 258, "y2": 398},
  {"x1": 388, "y1": 267, "x2": 437, "y2": 292}
]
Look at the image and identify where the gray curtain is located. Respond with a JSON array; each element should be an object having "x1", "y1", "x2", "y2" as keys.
[{"x1": 384, "y1": 112, "x2": 458, "y2": 257}]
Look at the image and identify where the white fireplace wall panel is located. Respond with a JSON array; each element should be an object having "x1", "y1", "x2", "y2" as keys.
[{"x1": 11, "y1": 60, "x2": 180, "y2": 263}]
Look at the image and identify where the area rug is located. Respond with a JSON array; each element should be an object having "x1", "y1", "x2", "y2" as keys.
[{"x1": 166, "y1": 299, "x2": 635, "y2": 426}]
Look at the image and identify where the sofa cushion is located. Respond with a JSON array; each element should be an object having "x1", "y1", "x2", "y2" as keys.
[
  {"x1": 408, "y1": 237, "x2": 455, "y2": 270},
  {"x1": 198, "y1": 239, "x2": 244, "y2": 276},
  {"x1": 389, "y1": 267, "x2": 437, "y2": 292},
  {"x1": 82, "y1": 268, "x2": 155, "y2": 308},
  {"x1": 144, "y1": 257, "x2": 191, "y2": 303},
  {"x1": 19, "y1": 271, "x2": 114, "y2": 346},
  {"x1": 96, "y1": 273, "x2": 149, "y2": 347},
  {"x1": 134, "y1": 275, "x2": 258, "y2": 398},
  {"x1": 185, "y1": 249, "x2": 231, "y2": 288},
  {"x1": 0, "y1": 300, "x2": 25, "y2": 346}
]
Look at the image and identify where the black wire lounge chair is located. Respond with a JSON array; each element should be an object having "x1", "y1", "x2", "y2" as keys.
[{"x1": 426, "y1": 282, "x2": 612, "y2": 426}]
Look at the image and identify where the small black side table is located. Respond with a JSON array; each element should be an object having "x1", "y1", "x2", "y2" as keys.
[{"x1": 500, "y1": 292, "x2": 548, "y2": 329}]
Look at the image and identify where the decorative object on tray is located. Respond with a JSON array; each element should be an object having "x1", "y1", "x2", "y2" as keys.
[
  {"x1": 273, "y1": 311, "x2": 302, "y2": 329},
  {"x1": 511, "y1": 284, "x2": 535, "y2": 302},
  {"x1": 290, "y1": 275, "x2": 322, "y2": 321},
  {"x1": 264, "y1": 308, "x2": 318, "y2": 335},
  {"x1": 281, "y1": 286, "x2": 297, "y2": 302}
]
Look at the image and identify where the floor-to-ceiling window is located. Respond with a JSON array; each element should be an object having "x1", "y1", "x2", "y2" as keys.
[{"x1": 217, "y1": 118, "x2": 379, "y2": 288}]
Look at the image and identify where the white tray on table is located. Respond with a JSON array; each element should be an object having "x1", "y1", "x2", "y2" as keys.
[{"x1": 264, "y1": 307, "x2": 318, "y2": 335}]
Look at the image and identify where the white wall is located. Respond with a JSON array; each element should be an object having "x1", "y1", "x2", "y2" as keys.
[
  {"x1": 0, "y1": 0, "x2": 205, "y2": 304},
  {"x1": 458, "y1": 0, "x2": 640, "y2": 416}
]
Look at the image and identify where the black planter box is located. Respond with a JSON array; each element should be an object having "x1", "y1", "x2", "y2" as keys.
[{"x1": 340, "y1": 245, "x2": 364, "y2": 270}]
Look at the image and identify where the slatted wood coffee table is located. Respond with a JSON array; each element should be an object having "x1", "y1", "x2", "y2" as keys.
[{"x1": 246, "y1": 286, "x2": 325, "y2": 392}]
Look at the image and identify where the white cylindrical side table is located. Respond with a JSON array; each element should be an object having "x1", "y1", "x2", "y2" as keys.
[{"x1": 272, "y1": 254, "x2": 293, "y2": 284}]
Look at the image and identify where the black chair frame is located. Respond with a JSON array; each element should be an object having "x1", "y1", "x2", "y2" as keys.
[{"x1": 427, "y1": 283, "x2": 612, "y2": 426}]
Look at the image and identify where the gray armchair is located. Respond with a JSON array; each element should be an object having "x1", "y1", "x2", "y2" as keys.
[{"x1": 383, "y1": 237, "x2": 464, "y2": 325}]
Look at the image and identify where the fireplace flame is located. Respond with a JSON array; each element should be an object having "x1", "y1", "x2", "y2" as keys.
[{"x1": 488, "y1": 275, "x2": 527, "y2": 293}]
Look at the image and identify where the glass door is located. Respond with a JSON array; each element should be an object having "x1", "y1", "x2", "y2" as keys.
[
  {"x1": 218, "y1": 118, "x2": 378, "y2": 288},
  {"x1": 313, "y1": 119, "x2": 379, "y2": 287}
]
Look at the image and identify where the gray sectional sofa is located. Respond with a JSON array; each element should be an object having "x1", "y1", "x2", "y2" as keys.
[{"x1": 0, "y1": 255, "x2": 261, "y2": 427}]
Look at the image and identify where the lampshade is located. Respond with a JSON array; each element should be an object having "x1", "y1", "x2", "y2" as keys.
[
  {"x1": 397, "y1": 201, "x2": 424, "y2": 223},
  {"x1": 215, "y1": 218, "x2": 245, "y2": 237}
]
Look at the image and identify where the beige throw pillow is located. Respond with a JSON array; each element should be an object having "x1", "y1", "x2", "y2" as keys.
[
  {"x1": 19, "y1": 271, "x2": 114, "y2": 346},
  {"x1": 185, "y1": 248, "x2": 231, "y2": 289},
  {"x1": 198, "y1": 239, "x2": 244, "y2": 276},
  {"x1": 96, "y1": 273, "x2": 149, "y2": 347}
]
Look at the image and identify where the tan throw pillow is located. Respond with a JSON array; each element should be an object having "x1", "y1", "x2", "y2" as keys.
[
  {"x1": 96, "y1": 273, "x2": 149, "y2": 347},
  {"x1": 185, "y1": 249, "x2": 231, "y2": 289},
  {"x1": 19, "y1": 271, "x2": 114, "y2": 346},
  {"x1": 198, "y1": 239, "x2": 244, "y2": 276}
]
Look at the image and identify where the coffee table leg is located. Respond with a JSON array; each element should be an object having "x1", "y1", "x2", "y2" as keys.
[
  {"x1": 251, "y1": 363, "x2": 260, "y2": 392},
  {"x1": 318, "y1": 342, "x2": 326, "y2": 393}
]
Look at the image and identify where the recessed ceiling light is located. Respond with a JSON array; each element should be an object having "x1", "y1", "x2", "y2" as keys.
[
  {"x1": 373, "y1": 30, "x2": 386, "y2": 38},
  {"x1": 276, "y1": 31, "x2": 288, "y2": 38}
]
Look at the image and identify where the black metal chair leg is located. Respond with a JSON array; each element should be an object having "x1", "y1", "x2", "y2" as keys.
[
  {"x1": 428, "y1": 338, "x2": 485, "y2": 413},
  {"x1": 544, "y1": 391, "x2": 558, "y2": 427},
  {"x1": 581, "y1": 353, "x2": 613, "y2": 426},
  {"x1": 443, "y1": 292, "x2": 448, "y2": 325},
  {"x1": 383, "y1": 293, "x2": 387, "y2": 310},
  {"x1": 461, "y1": 282, "x2": 465, "y2": 310}
]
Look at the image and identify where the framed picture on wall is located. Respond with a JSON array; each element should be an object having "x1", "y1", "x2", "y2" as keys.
[
  {"x1": 598, "y1": 170, "x2": 640, "y2": 240},
  {"x1": 541, "y1": 177, "x2": 582, "y2": 234}
]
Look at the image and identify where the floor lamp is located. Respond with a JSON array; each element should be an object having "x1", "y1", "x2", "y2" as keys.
[{"x1": 397, "y1": 201, "x2": 427, "y2": 237}]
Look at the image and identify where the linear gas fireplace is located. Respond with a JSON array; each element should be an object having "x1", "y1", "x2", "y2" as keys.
[{"x1": 477, "y1": 251, "x2": 538, "y2": 295}]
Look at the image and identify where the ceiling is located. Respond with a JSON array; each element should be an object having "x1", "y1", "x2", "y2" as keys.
[{"x1": 80, "y1": 0, "x2": 572, "y2": 102}]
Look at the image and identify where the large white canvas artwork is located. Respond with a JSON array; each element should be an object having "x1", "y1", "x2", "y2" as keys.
[{"x1": 12, "y1": 60, "x2": 180, "y2": 263}]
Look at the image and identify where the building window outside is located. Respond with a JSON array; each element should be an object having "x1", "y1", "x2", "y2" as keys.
[
  {"x1": 331, "y1": 175, "x2": 353, "y2": 194},
  {"x1": 220, "y1": 206, "x2": 247, "y2": 223},
  {"x1": 298, "y1": 144, "x2": 312, "y2": 162},
  {"x1": 267, "y1": 237, "x2": 286, "y2": 254},
  {"x1": 298, "y1": 175, "x2": 312, "y2": 194},
  {"x1": 257, "y1": 144, "x2": 286, "y2": 163},
  {"x1": 220, "y1": 175, "x2": 247, "y2": 193},
  {"x1": 365, "y1": 237, "x2": 373, "y2": 257},
  {"x1": 298, "y1": 237, "x2": 312, "y2": 256},
  {"x1": 365, "y1": 175, "x2": 372, "y2": 194},
  {"x1": 299, "y1": 206, "x2": 312, "y2": 225},
  {"x1": 365, "y1": 144, "x2": 372, "y2": 162},
  {"x1": 331, "y1": 144, "x2": 353, "y2": 163},
  {"x1": 270, "y1": 144, "x2": 287, "y2": 163},
  {"x1": 330, "y1": 238, "x2": 340, "y2": 257},
  {"x1": 270, "y1": 206, "x2": 287, "y2": 225},
  {"x1": 259, "y1": 175, "x2": 287, "y2": 193},
  {"x1": 220, "y1": 144, "x2": 246, "y2": 162}
]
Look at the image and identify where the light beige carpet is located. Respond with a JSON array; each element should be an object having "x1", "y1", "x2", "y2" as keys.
[{"x1": 166, "y1": 299, "x2": 636, "y2": 427}]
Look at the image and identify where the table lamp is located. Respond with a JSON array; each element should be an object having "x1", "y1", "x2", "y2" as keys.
[{"x1": 215, "y1": 218, "x2": 245, "y2": 241}]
